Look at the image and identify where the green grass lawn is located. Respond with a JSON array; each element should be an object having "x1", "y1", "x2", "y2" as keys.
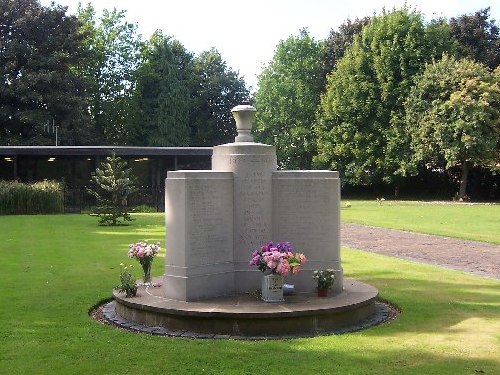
[
  {"x1": 0, "y1": 213, "x2": 498, "y2": 374},
  {"x1": 341, "y1": 200, "x2": 500, "y2": 244}
]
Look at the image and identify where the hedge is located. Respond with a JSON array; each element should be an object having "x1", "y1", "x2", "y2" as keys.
[{"x1": 0, "y1": 180, "x2": 64, "y2": 214}]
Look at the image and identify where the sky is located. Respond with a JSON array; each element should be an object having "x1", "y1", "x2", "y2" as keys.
[{"x1": 41, "y1": 0, "x2": 500, "y2": 90}]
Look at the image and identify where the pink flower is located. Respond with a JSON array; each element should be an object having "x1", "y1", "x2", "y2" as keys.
[
  {"x1": 249, "y1": 256, "x2": 260, "y2": 265},
  {"x1": 127, "y1": 240, "x2": 160, "y2": 263},
  {"x1": 297, "y1": 253, "x2": 306, "y2": 263},
  {"x1": 249, "y1": 241, "x2": 306, "y2": 277},
  {"x1": 276, "y1": 260, "x2": 291, "y2": 277},
  {"x1": 266, "y1": 259, "x2": 277, "y2": 270},
  {"x1": 271, "y1": 251, "x2": 281, "y2": 262}
]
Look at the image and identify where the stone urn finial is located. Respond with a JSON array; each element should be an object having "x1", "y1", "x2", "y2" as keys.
[{"x1": 232, "y1": 104, "x2": 256, "y2": 142}]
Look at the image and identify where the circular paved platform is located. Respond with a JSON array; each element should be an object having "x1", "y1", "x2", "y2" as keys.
[{"x1": 106, "y1": 278, "x2": 390, "y2": 339}]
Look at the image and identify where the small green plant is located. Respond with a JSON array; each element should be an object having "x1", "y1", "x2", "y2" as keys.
[
  {"x1": 115, "y1": 264, "x2": 137, "y2": 297},
  {"x1": 132, "y1": 204, "x2": 156, "y2": 213},
  {"x1": 87, "y1": 155, "x2": 138, "y2": 225},
  {"x1": 313, "y1": 269, "x2": 335, "y2": 289}
]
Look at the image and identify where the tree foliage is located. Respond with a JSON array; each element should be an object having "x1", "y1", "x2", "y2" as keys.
[
  {"x1": 87, "y1": 155, "x2": 138, "y2": 225},
  {"x1": 131, "y1": 32, "x2": 192, "y2": 146},
  {"x1": 132, "y1": 42, "x2": 248, "y2": 147},
  {"x1": 76, "y1": 4, "x2": 143, "y2": 144},
  {"x1": 315, "y1": 8, "x2": 455, "y2": 188},
  {"x1": 0, "y1": 0, "x2": 91, "y2": 145},
  {"x1": 255, "y1": 29, "x2": 324, "y2": 169},
  {"x1": 189, "y1": 48, "x2": 249, "y2": 146},
  {"x1": 405, "y1": 55, "x2": 500, "y2": 198},
  {"x1": 3, "y1": 2, "x2": 499, "y2": 200},
  {"x1": 450, "y1": 8, "x2": 500, "y2": 69},
  {"x1": 323, "y1": 17, "x2": 371, "y2": 75}
]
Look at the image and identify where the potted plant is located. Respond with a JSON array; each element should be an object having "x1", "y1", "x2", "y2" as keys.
[
  {"x1": 115, "y1": 263, "x2": 137, "y2": 297},
  {"x1": 128, "y1": 240, "x2": 161, "y2": 285},
  {"x1": 249, "y1": 241, "x2": 306, "y2": 302},
  {"x1": 313, "y1": 269, "x2": 335, "y2": 297}
]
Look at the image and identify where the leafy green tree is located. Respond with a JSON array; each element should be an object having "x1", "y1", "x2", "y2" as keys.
[
  {"x1": 323, "y1": 17, "x2": 370, "y2": 75},
  {"x1": 87, "y1": 155, "x2": 138, "y2": 225},
  {"x1": 0, "y1": 0, "x2": 92, "y2": 145},
  {"x1": 76, "y1": 4, "x2": 143, "y2": 144},
  {"x1": 450, "y1": 8, "x2": 500, "y2": 69},
  {"x1": 315, "y1": 8, "x2": 455, "y2": 192},
  {"x1": 132, "y1": 42, "x2": 247, "y2": 147},
  {"x1": 189, "y1": 48, "x2": 249, "y2": 146},
  {"x1": 130, "y1": 32, "x2": 192, "y2": 146},
  {"x1": 405, "y1": 55, "x2": 500, "y2": 198},
  {"x1": 255, "y1": 29, "x2": 324, "y2": 169}
]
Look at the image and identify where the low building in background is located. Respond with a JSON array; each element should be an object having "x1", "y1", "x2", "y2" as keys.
[{"x1": 0, "y1": 146, "x2": 212, "y2": 212}]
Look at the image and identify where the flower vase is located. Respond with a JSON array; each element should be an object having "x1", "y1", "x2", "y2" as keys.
[
  {"x1": 317, "y1": 288, "x2": 328, "y2": 297},
  {"x1": 141, "y1": 260, "x2": 152, "y2": 285},
  {"x1": 261, "y1": 274, "x2": 284, "y2": 302}
]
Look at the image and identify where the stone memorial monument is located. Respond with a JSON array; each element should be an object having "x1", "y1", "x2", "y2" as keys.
[
  {"x1": 164, "y1": 105, "x2": 343, "y2": 301},
  {"x1": 110, "y1": 104, "x2": 383, "y2": 338}
]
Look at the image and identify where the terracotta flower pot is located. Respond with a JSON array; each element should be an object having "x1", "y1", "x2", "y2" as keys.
[{"x1": 317, "y1": 288, "x2": 328, "y2": 297}]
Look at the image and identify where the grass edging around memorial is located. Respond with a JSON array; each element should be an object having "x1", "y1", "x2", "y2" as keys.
[
  {"x1": 341, "y1": 200, "x2": 500, "y2": 244},
  {"x1": 0, "y1": 214, "x2": 498, "y2": 374}
]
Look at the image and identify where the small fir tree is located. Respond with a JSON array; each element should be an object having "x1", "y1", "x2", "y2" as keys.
[{"x1": 87, "y1": 155, "x2": 138, "y2": 225}]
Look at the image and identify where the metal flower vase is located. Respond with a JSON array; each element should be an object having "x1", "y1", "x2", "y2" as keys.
[{"x1": 261, "y1": 274, "x2": 284, "y2": 302}]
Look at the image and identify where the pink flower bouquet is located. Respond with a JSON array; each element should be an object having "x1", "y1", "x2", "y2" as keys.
[
  {"x1": 128, "y1": 240, "x2": 160, "y2": 284},
  {"x1": 249, "y1": 241, "x2": 306, "y2": 277}
]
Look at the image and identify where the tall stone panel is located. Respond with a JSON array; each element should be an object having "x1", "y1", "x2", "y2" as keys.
[
  {"x1": 272, "y1": 171, "x2": 343, "y2": 293},
  {"x1": 164, "y1": 171, "x2": 234, "y2": 301},
  {"x1": 212, "y1": 143, "x2": 277, "y2": 292}
]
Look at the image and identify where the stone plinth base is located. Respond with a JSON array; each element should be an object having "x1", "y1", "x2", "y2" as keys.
[{"x1": 112, "y1": 278, "x2": 380, "y2": 338}]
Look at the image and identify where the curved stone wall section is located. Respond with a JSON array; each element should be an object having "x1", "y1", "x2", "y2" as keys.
[
  {"x1": 272, "y1": 171, "x2": 342, "y2": 293},
  {"x1": 164, "y1": 171, "x2": 234, "y2": 301}
]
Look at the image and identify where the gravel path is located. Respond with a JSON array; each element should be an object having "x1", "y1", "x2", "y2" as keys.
[{"x1": 341, "y1": 223, "x2": 500, "y2": 279}]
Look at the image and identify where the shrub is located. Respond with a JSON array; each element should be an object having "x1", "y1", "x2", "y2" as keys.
[
  {"x1": 132, "y1": 204, "x2": 157, "y2": 213},
  {"x1": 0, "y1": 180, "x2": 64, "y2": 214}
]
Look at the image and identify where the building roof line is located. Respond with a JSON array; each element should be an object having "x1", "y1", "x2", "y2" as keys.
[{"x1": 0, "y1": 146, "x2": 214, "y2": 157}]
